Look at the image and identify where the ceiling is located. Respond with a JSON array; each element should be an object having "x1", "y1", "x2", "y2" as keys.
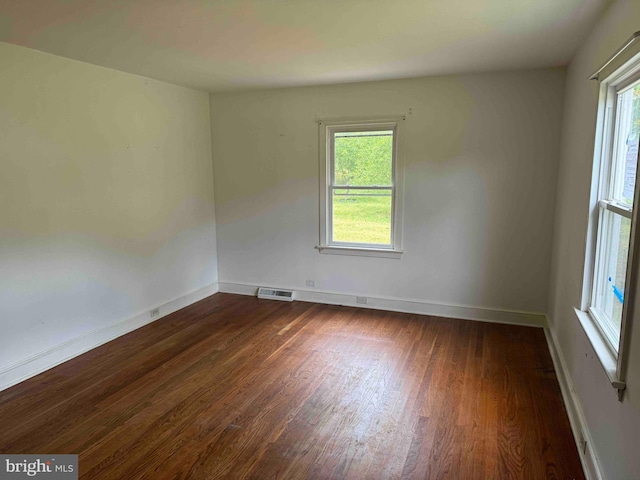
[{"x1": 0, "y1": 0, "x2": 611, "y2": 92}]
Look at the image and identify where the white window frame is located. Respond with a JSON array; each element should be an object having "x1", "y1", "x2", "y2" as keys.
[
  {"x1": 579, "y1": 46, "x2": 640, "y2": 400},
  {"x1": 317, "y1": 116, "x2": 405, "y2": 258}
]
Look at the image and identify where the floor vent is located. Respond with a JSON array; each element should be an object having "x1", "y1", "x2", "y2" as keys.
[{"x1": 257, "y1": 287, "x2": 294, "y2": 302}]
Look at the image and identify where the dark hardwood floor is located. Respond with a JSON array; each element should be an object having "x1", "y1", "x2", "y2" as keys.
[{"x1": 0, "y1": 293, "x2": 584, "y2": 479}]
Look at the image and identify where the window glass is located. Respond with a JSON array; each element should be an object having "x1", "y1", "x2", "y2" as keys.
[
  {"x1": 331, "y1": 188, "x2": 392, "y2": 245},
  {"x1": 593, "y1": 212, "x2": 631, "y2": 349},
  {"x1": 333, "y1": 131, "x2": 393, "y2": 186},
  {"x1": 611, "y1": 84, "x2": 640, "y2": 206}
]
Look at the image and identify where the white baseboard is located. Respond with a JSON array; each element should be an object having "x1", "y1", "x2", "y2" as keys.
[
  {"x1": 218, "y1": 281, "x2": 546, "y2": 327},
  {"x1": 544, "y1": 326, "x2": 603, "y2": 480},
  {"x1": 0, "y1": 283, "x2": 219, "y2": 393}
]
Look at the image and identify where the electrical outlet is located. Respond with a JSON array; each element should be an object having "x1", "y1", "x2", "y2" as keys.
[
  {"x1": 150, "y1": 307, "x2": 160, "y2": 318},
  {"x1": 356, "y1": 296, "x2": 368, "y2": 304},
  {"x1": 306, "y1": 280, "x2": 316, "y2": 287}
]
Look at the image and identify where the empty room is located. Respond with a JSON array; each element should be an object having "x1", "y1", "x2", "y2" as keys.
[{"x1": 1, "y1": 0, "x2": 640, "y2": 479}]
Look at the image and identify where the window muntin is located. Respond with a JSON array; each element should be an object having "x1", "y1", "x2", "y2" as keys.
[
  {"x1": 590, "y1": 79, "x2": 640, "y2": 353},
  {"x1": 326, "y1": 124, "x2": 398, "y2": 249}
]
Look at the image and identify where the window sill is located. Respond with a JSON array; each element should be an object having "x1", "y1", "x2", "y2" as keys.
[
  {"x1": 316, "y1": 245, "x2": 403, "y2": 259},
  {"x1": 573, "y1": 308, "x2": 626, "y2": 395}
]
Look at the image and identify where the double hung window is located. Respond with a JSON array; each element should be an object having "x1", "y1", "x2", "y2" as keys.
[
  {"x1": 318, "y1": 118, "x2": 404, "y2": 258},
  {"x1": 580, "y1": 36, "x2": 640, "y2": 397},
  {"x1": 590, "y1": 79, "x2": 640, "y2": 352}
]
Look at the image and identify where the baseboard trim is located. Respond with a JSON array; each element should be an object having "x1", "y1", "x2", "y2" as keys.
[
  {"x1": 544, "y1": 326, "x2": 603, "y2": 480},
  {"x1": 0, "y1": 283, "x2": 219, "y2": 393},
  {"x1": 218, "y1": 281, "x2": 546, "y2": 327}
]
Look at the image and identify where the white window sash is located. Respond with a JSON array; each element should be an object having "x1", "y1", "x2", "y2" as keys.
[{"x1": 598, "y1": 199, "x2": 633, "y2": 219}]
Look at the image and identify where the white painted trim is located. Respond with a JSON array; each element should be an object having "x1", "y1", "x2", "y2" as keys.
[
  {"x1": 315, "y1": 245, "x2": 403, "y2": 258},
  {"x1": 0, "y1": 283, "x2": 219, "y2": 392},
  {"x1": 544, "y1": 326, "x2": 603, "y2": 480},
  {"x1": 575, "y1": 308, "x2": 624, "y2": 394},
  {"x1": 218, "y1": 281, "x2": 546, "y2": 327},
  {"x1": 315, "y1": 114, "x2": 407, "y2": 125}
]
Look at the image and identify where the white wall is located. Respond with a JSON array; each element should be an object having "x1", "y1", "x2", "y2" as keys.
[
  {"x1": 548, "y1": 0, "x2": 640, "y2": 478},
  {"x1": 211, "y1": 69, "x2": 565, "y2": 316},
  {"x1": 0, "y1": 43, "x2": 217, "y2": 383}
]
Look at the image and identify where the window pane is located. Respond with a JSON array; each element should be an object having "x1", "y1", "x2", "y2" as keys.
[
  {"x1": 611, "y1": 83, "x2": 640, "y2": 206},
  {"x1": 332, "y1": 188, "x2": 392, "y2": 245},
  {"x1": 593, "y1": 210, "x2": 631, "y2": 349},
  {"x1": 334, "y1": 130, "x2": 393, "y2": 186}
]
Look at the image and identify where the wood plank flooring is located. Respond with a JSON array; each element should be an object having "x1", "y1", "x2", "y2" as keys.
[{"x1": 0, "y1": 293, "x2": 584, "y2": 479}]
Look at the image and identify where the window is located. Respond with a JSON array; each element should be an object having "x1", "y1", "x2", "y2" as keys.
[
  {"x1": 590, "y1": 78, "x2": 639, "y2": 352},
  {"x1": 580, "y1": 37, "x2": 640, "y2": 398},
  {"x1": 317, "y1": 117, "x2": 404, "y2": 258}
]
